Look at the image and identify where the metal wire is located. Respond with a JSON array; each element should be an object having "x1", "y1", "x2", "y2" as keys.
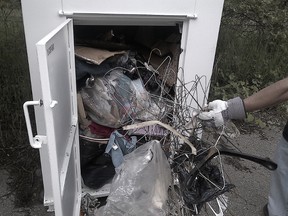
[{"x1": 81, "y1": 48, "x2": 235, "y2": 216}]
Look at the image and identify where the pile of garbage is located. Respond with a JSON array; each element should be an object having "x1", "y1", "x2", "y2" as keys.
[
  {"x1": 76, "y1": 27, "x2": 182, "y2": 216},
  {"x1": 76, "y1": 27, "x2": 240, "y2": 216},
  {"x1": 76, "y1": 44, "x2": 178, "y2": 180}
]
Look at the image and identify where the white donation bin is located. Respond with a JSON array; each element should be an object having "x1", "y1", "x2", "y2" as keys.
[{"x1": 21, "y1": 0, "x2": 224, "y2": 215}]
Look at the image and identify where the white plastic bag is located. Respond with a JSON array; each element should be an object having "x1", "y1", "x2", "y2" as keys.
[{"x1": 97, "y1": 140, "x2": 172, "y2": 216}]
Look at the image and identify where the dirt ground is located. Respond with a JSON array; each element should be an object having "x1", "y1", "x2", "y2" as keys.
[
  {"x1": 0, "y1": 169, "x2": 53, "y2": 216},
  {"x1": 0, "y1": 123, "x2": 282, "y2": 216}
]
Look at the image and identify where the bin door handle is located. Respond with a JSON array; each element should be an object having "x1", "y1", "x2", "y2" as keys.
[{"x1": 23, "y1": 100, "x2": 47, "y2": 149}]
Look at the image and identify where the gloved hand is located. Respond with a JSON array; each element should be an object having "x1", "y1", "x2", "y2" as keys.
[{"x1": 198, "y1": 97, "x2": 246, "y2": 127}]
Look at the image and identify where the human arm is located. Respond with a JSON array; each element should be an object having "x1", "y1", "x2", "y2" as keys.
[
  {"x1": 199, "y1": 77, "x2": 288, "y2": 126},
  {"x1": 244, "y1": 77, "x2": 288, "y2": 112}
]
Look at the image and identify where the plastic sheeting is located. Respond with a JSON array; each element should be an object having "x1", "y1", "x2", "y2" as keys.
[
  {"x1": 80, "y1": 70, "x2": 134, "y2": 128},
  {"x1": 81, "y1": 70, "x2": 152, "y2": 128},
  {"x1": 96, "y1": 140, "x2": 172, "y2": 216}
]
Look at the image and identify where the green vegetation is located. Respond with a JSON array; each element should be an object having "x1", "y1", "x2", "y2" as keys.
[
  {"x1": 209, "y1": 0, "x2": 288, "y2": 128},
  {"x1": 210, "y1": 0, "x2": 288, "y2": 101},
  {"x1": 0, "y1": 1, "x2": 40, "y2": 206}
]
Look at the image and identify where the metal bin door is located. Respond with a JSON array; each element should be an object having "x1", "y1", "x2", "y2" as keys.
[{"x1": 36, "y1": 19, "x2": 81, "y2": 216}]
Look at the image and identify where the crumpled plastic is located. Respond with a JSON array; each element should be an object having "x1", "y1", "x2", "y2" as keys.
[
  {"x1": 80, "y1": 70, "x2": 153, "y2": 128},
  {"x1": 80, "y1": 70, "x2": 134, "y2": 128},
  {"x1": 96, "y1": 140, "x2": 172, "y2": 216},
  {"x1": 131, "y1": 79, "x2": 162, "y2": 121}
]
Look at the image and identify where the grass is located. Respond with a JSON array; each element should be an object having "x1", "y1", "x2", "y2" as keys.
[{"x1": 0, "y1": 7, "x2": 42, "y2": 207}]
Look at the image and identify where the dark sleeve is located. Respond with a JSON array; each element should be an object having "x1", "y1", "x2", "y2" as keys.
[{"x1": 282, "y1": 121, "x2": 288, "y2": 142}]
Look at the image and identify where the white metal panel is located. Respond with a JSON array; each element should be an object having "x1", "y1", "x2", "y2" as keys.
[
  {"x1": 21, "y1": 0, "x2": 66, "y2": 208},
  {"x1": 36, "y1": 19, "x2": 81, "y2": 216},
  {"x1": 62, "y1": 0, "x2": 197, "y2": 17},
  {"x1": 179, "y1": 0, "x2": 224, "y2": 108}
]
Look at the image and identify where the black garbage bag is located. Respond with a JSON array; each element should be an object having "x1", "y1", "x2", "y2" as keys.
[
  {"x1": 172, "y1": 140, "x2": 235, "y2": 214},
  {"x1": 80, "y1": 139, "x2": 115, "y2": 189},
  {"x1": 76, "y1": 56, "x2": 112, "y2": 80},
  {"x1": 179, "y1": 163, "x2": 234, "y2": 212}
]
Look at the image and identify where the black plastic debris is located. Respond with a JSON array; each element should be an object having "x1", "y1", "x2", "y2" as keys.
[
  {"x1": 179, "y1": 163, "x2": 235, "y2": 212},
  {"x1": 172, "y1": 139, "x2": 235, "y2": 214},
  {"x1": 80, "y1": 139, "x2": 115, "y2": 189}
]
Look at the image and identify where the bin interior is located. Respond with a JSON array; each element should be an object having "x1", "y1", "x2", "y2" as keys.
[{"x1": 73, "y1": 24, "x2": 183, "y2": 200}]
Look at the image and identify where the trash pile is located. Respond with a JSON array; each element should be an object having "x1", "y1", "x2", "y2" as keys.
[
  {"x1": 76, "y1": 27, "x2": 232, "y2": 216},
  {"x1": 76, "y1": 33, "x2": 179, "y2": 165},
  {"x1": 76, "y1": 27, "x2": 184, "y2": 215}
]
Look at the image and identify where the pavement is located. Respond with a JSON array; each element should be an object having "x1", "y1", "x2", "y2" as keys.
[
  {"x1": 227, "y1": 127, "x2": 279, "y2": 216},
  {"x1": 0, "y1": 126, "x2": 280, "y2": 216}
]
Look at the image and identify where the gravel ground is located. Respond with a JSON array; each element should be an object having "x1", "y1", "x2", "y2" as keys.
[{"x1": 0, "y1": 126, "x2": 281, "y2": 216}]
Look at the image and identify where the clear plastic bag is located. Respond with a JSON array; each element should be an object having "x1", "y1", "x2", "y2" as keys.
[
  {"x1": 80, "y1": 70, "x2": 134, "y2": 128},
  {"x1": 131, "y1": 79, "x2": 162, "y2": 121},
  {"x1": 97, "y1": 140, "x2": 172, "y2": 216},
  {"x1": 81, "y1": 71, "x2": 154, "y2": 128}
]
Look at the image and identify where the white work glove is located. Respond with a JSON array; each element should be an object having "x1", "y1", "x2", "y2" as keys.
[{"x1": 198, "y1": 97, "x2": 246, "y2": 127}]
